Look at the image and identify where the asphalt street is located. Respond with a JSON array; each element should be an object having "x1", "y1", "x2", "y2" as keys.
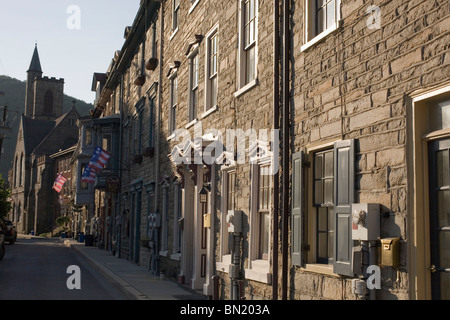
[{"x1": 0, "y1": 237, "x2": 127, "y2": 300}]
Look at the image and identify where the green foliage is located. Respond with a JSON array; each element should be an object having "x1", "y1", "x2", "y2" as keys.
[
  {"x1": 0, "y1": 174, "x2": 12, "y2": 219},
  {"x1": 56, "y1": 216, "x2": 71, "y2": 227}
]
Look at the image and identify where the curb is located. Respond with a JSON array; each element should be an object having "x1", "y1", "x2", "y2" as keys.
[{"x1": 64, "y1": 239, "x2": 150, "y2": 300}]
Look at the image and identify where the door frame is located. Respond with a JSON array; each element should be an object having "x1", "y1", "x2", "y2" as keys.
[{"x1": 408, "y1": 82, "x2": 450, "y2": 300}]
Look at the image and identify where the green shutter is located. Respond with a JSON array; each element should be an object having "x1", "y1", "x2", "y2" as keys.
[
  {"x1": 291, "y1": 151, "x2": 303, "y2": 266},
  {"x1": 333, "y1": 139, "x2": 355, "y2": 277}
]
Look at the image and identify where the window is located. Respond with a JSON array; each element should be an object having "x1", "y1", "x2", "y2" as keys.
[
  {"x1": 224, "y1": 170, "x2": 235, "y2": 255},
  {"x1": 173, "y1": 0, "x2": 180, "y2": 32},
  {"x1": 189, "y1": 53, "x2": 199, "y2": 122},
  {"x1": 236, "y1": 0, "x2": 258, "y2": 95},
  {"x1": 133, "y1": 114, "x2": 143, "y2": 155},
  {"x1": 173, "y1": 183, "x2": 182, "y2": 256},
  {"x1": 246, "y1": 162, "x2": 272, "y2": 283},
  {"x1": 205, "y1": 28, "x2": 218, "y2": 113},
  {"x1": 169, "y1": 76, "x2": 178, "y2": 135},
  {"x1": 148, "y1": 98, "x2": 155, "y2": 149},
  {"x1": 313, "y1": 148, "x2": 334, "y2": 264},
  {"x1": 244, "y1": 0, "x2": 257, "y2": 84},
  {"x1": 85, "y1": 127, "x2": 92, "y2": 146},
  {"x1": 80, "y1": 163, "x2": 89, "y2": 191},
  {"x1": 291, "y1": 140, "x2": 355, "y2": 277},
  {"x1": 302, "y1": 0, "x2": 341, "y2": 51},
  {"x1": 44, "y1": 91, "x2": 53, "y2": 114},
  {"x1": 258, "y1": 165, "x2": 271, "y2": 260}
]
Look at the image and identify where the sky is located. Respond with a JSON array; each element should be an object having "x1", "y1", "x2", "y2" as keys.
[{"x1": 0, "y1": 0, "x2": 141, "y2": 104}]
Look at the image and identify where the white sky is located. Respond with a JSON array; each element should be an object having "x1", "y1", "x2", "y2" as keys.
[{"x1": 0, "y1": 0, "x2": 141, "y2": 104}]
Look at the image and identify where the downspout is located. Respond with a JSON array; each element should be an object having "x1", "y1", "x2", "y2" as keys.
[
  {"x1": 281, "y1": 0, "x2": 290, "y2": 300},
  {"x1": 153, "y1": 3, "x2": 164, "y2": 271},
  {"x1": 272, "y1": 0, "x2": 280, "y2": 301},
  {"x1": 118, "y1": 73, "x2": 124, "y2": 258}
]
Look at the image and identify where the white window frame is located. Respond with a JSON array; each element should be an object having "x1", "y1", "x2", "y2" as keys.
[
  {"x1": 235, "y1": 0, "x2": 259, "y2": 97},
  {"x1": 171, "y1": 182, "x2": 182, "y2": 261},
  {"x1": 217, "y1": 167, "x2": 236, "y2": 272},
  {"x1": 203, "y1": 24, "x2": 219, "y2": 117},
  {"x1": 169, "y1": 72, "x2": 178, "y2": 136},
  {"x1": 245, "y1": 159, "x2": 272, "y2": 284},
  {"x1": 301, "y1": 0, "x2": 341, "y2": 52},
  {"x1": 172, "y1": 0, "x2": 180, "y2": 36},
  {"x1": 188, "y1": 49, "x2": 199, "y2": 124}
]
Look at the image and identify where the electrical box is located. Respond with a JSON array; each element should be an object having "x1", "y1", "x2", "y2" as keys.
[
  {"x1": 203, "y1": 213, "x2": 211, "y2": 228},
  {"x1": 380, "y1": 237, "x2": 400, "y2": 267},
  {"x1": 227, "y1": 210, "x2": 242, "y2": 233},
  {"x1": 148, "y1": 212, "x2": 161, "y2": 228},
  {"x1": 351, "y1": 203, "x2": 380, "y2": 241}
]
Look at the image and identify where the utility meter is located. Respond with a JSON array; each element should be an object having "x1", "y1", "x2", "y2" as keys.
[
  {"x1": 148, "y1": 212, "x2": 161, "y2": 228},
  {"x1": 226, "y1": 210, "x2": 242, "y2": 234},
  {"x1": 351, "y1": 203, "x2": 380, "y2": 241}
]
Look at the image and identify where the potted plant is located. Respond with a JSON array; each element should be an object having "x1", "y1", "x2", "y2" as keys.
[
  {"x1": 143, "y1": 146, "x2": 154, "y2": 157},
  {"x1": 146, "y1": 57, "x2": 158, "y2": 71},
  {"x1": 133, "y1": 154, "x2": 143, "y2": 164},
  {"x1": 134, "y1": 74, "x2": 146, "y2": 86}
]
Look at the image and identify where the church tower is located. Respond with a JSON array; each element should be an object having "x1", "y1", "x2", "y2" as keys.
[
  {"x1": 25, "y1": 44, "x2": 43, "y2": 117},
  {"x1": 24, "y1": 44, "x2": 65, "y2": 120}
]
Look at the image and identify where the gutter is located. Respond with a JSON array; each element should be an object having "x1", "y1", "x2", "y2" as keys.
[{"x1": 272, "y1": 0, "x2": 280, "y2": 301}]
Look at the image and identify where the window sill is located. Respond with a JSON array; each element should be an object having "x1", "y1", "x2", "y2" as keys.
[
  {"x1": 167, "y1": 133, "x2": 176, "y2": 141},
  {"x1": 216, "y1": 254, "x2": 232, "y2": 273},
  {"x1": 188, "y1": 0, "x2": 200, "y2": 14},
  {"x1": 303, "y1": 263, "x2": 341, "y2": 277},
  {"x1": 170, "y1": 28, "x2": 179, "y2": 41},
  {"x1": 201, "y1": 105, "x2": 218, "y2": 119},
  {"x1": 170, "y1": 253, "x2": 181, "y2": 261},
  {"x1": 159, "y1": 250, "x2": 169, "y2": 257},
  {"x1": 245, "y1": 259, "x2": 272, "y2": 284},
  {"x1": 185, "y1": 119, "x2": 198, "y2": 129},
  {"x1": 234, "y1": 78, "x2": 258, "y2": 98},
  {"x1": 300, "y1": 23, "x2": 339, "y2": 52}
]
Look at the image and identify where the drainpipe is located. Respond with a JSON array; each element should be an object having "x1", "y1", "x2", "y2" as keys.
[
  {"x1": 281, "y1": 0, "x2": 290, "y2": 301},
  {"x1": 272, "y1": 0, "x2": 280, "y2": 301},
  {"x1": 153, "y1": 4, "x2": 164, "y2": 271},
  {"x1": 117, "y1": 73, "x2": 124, "y2": 258}
]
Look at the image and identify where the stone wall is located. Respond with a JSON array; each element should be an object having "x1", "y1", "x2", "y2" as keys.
[{"x1": 290, "y1": 0, "x2": 450, "y2": 300}]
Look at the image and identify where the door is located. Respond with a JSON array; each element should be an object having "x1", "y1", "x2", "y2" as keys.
[{"x1": 428, "y1": 138, "x2": 450, "y2": 300}]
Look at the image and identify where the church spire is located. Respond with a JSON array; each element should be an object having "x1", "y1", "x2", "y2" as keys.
[{"x1": 28, "y1": 43, "x2": 42, "y2": 73}]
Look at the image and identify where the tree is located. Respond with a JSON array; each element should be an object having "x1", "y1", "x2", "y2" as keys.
[{"x1": 0, "y1": 174, "x2": 12, "y2": 220}]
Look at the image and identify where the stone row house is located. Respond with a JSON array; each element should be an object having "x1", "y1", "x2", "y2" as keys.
[{"x1": 76, "y1": 0, "x2": 450, "y2": 300}]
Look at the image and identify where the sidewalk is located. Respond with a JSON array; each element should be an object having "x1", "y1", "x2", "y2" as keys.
[{"x1": 62, "y1": 238, "x2": 207, "y2": 301}]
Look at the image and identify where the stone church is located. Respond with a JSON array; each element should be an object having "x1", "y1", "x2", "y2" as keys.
[{"x1": 9, "y1": 45, "x2": 80, "y2": 235}]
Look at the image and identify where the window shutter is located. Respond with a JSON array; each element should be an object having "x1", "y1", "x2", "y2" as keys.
[
  {"x1": 333, "y1": 139, "x2": 355, "y2": 277},
  {"x1": 291, "y1": 151, "x2": 303, "y2": 266}
]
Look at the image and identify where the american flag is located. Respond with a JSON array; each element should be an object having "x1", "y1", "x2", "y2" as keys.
[
  {"x1": 88, "y1": 146, "x2": 111, "y2": 171},
  {"x1": 81, "y1": 165, "x2": 96, "y2": 184},
  {"x1": 53, "y1": 174, "x2": 67, "y2": 193}
]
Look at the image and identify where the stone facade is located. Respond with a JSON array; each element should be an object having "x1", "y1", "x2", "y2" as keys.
[
  {"x1": 290, "y1": 0, "x2": 450, "y2": 300},
  {"x1": 87, "y1": 0, "x2": 450, "y2": 300}
]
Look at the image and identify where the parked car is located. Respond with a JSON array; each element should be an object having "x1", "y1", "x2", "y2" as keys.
[
  {"x1": 0, "y1": 220, "x2": 16, "y2": 245},
  {"x1": 0, "y1": 223, "x2": 5, "y2": 260}
]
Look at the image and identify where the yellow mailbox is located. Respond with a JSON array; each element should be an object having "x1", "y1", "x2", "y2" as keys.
[{"x1": 380, "y1": 237, "x2": 400, "y2": 267}]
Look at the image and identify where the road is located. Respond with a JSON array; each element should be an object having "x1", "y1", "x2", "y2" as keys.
[{"x1": 0, "y1": 236, "x2": 127, "y2": 300}]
